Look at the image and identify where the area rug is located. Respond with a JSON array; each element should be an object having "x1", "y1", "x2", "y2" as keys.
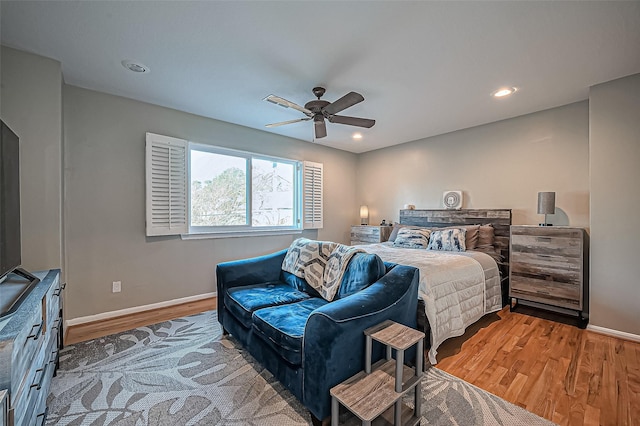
[{"x1": 47, "y1": 311, "x2": 554, "y2": 425}]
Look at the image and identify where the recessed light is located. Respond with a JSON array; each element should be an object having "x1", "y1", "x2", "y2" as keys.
[
  {"x1": 492, "y1": 87, "x2": 517, "y2": 98},
  {"x1": 352, "y1": 133, "x2": 363, "y2": 140},
  {"x1": 121, "y1": 60, "x2": 150, "y2": 74}
]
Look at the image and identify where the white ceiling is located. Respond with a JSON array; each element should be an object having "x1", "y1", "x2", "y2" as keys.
[{"x1": 1, "y1": 1, "x2": 639, "y2": 153}]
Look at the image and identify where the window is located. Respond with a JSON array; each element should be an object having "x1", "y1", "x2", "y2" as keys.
[
  {"x1": 189, "y1": 143, "x2": 299, "y2": 233},
  {"x1": 146, "y1": 133, "x2": 322, "y2": 237}
]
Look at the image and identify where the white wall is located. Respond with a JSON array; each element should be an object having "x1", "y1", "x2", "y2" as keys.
[
  {"x1": 63, "y1": 85, "x2": 358, "y2": 319},
  {"x1": 356, "y1": 102, "x2": 590, "y2": 228},
  {"x1": 589, "y1": 73, "x2": 640, "y2": 336},
  {"x1": 0, "y1": 46, "x2": 63, "y2": 273}
]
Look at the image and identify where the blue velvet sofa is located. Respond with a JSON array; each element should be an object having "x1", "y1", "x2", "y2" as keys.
[{"x1": 216, "y1": 248, "x2": 420, "y2": 422}]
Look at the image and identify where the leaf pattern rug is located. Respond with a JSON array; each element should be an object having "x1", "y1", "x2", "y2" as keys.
[{"x1": 47, "y1": 311, "x2": 554, "y2": 425}]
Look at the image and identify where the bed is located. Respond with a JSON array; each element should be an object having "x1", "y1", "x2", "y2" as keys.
[{"x1": 358, "y1": 208, "x2": 512, "y2": 364}]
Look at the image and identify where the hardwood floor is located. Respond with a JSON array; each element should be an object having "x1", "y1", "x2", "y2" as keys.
[
  {"x1": 64, "y1": 299, "x2": 639, "y2": 425},
  {"x1": 436, "y1": 305, "x2": 640, "y2": 426},
  {"x1": 64, "y1": 297, "x2": 216, "y2": 345}
]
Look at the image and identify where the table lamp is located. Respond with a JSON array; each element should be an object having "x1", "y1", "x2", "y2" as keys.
[
  {"x1": 360, "y1": 205, "x2": 369, "y2": 225},
  {"x1": 537, "y1": 192, "x2": 555, "y2": 226}
]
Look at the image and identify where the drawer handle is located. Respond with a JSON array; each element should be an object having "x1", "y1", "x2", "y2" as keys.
[
  {"x1": 50, "y1": 350, "x2": 59, "y2": 364},
  {"x1": 26, "y1": 321, "x2": 44, "y2": 342},
  {"x1": 30, "y1": 362, "x2": 48, "y2": 390},
  {"x1": 36, "y1": 406, "x2": 49, "y2": 426},
  {"x1": 538, "y1": 254, "x2": 552, "y2": 258},
  {"x1": 537, "y1": 237, "x2": 552, "y2": 241},
  {"x1": 538, "y1": 290, "x2": 550, "y2": 295},
  {"x1": 53, "y1": 282, "x2": 66, "y2": 296}
]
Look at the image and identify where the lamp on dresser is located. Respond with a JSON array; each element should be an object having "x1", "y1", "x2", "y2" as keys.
[
  {"x1": 537, "y1": 191, "x2": 555, "y2": 226},
  {"x1": 360, "y1": 205, "x2": 369, "y2": 225}
]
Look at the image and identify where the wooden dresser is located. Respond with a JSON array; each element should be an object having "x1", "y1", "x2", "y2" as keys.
[
  {"x1": 350, "y1": 225, "x2": 392, "y2": 245},
  {"x1": 509, "y1": 226, "x2": 588, "y2": 326},
  {"x1": 0, "y1": 269, "x2": 62, "y2": 425}
]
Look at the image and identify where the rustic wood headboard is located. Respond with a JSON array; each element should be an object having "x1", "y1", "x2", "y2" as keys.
[
  {"x1": 399, "y1": 209, "x2": 513, "y2": 341},
  {"x1": 399, "y1": 208, "x2": 513, "y2": 278}
]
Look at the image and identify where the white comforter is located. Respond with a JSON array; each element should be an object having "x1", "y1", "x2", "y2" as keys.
[{"x1": 360, "y1": 243, "x2": 502, "y2": 364}]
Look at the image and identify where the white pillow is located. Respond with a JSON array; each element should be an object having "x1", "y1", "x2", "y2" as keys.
[
  {"x1": 427, "y1": 228, "x2": 467, "y2": 252},
  {"x1": 393, "y1": 228, "x2": 431, "y2": 249}
]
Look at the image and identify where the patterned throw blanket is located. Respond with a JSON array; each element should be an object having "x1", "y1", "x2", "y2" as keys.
[{"x1": 282, "y1": 238, "x2": 364, "y2": 301}]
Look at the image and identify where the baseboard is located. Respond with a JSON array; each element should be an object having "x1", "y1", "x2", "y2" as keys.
[
  {"x1": 66, "y1": 292, "x2": 217, "y2": 327},
  {"x1": 587, "y1": 324, "x2": 640, "y2": 343}
]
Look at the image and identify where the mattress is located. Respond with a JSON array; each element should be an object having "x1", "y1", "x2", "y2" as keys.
[{"x1": 359, "y1": 242, "x2": 502, "y2": 363}]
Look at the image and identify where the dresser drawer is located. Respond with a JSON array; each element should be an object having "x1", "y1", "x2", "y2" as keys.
[
  {"x1": 511, "y1": 280, "x2": 580, "y2": 307},
  {"x1": 12, "y1": 333, "x2": 51, "y2": 426},
  {"x1": 511, "y1": 226, "x2": 582, "y2": 239},
  {"x1": 511, "y1": 234, "x2": 582, "y2": 258},
  {"x1": 510, "y1": 252, "x2": 581, "y2": 284},
  {"x1": 10, "y1": 303, "x2": 45, "y2": 397},
  {"x1": 46, "y1": 277, "x2": 61, "y2": 333},
  {"x1": 31, "y1": 338, "x2": 58, "y2": 426}
]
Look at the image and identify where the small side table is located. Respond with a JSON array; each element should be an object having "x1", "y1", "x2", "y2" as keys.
[{"x1": 330, "y1": 320, "x2": 424, "y2": 426}]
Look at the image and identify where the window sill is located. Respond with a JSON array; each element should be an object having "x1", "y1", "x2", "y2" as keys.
[{"x1": 180, "y1": 229, "x2": 303, "y2": 240}]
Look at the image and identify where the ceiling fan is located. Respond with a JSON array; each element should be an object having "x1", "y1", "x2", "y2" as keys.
[{"x1": 264, "y1": 87, "x2": 375, "y2": 139}]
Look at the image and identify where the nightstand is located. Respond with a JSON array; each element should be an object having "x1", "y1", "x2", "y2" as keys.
[
  {"x1": 509, "y1": 225, "x2": 589, "y2": 327},
  {"x1": 350, "y1": 225, "x2": 392, "y2": 245}
]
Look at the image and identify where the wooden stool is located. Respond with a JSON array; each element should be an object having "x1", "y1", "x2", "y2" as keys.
[{"x1": 330, "y1": 320, "x2": 424, "y2": 425}]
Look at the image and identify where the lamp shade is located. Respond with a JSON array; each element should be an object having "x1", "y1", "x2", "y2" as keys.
[
  {"x1": 537, "y1": 192, "x2": 556, "y2": 215},
  {"x1": 360, "y1": 205, "x2": 369, "y2": 219},
  {"x1": 359, "y1": 205, "x2": 369, "y2": 225}
]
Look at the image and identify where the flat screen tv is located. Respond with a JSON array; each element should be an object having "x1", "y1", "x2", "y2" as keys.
[{"x1": 0, "y1": 120, "x2": 22, "y2": 280}]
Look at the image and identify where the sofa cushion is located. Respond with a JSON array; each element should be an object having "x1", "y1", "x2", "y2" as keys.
[
  {"x1": 225, "y1": 282, "x2": 310, "y2": 328},
  {"x1": 280, "y1": 271, "x2": 322, "y2": 298},
  {"x1": 335, "y1": 253, "x2": 385, "y2": 299},
  {"x1": 252, "y1": 298, "x2": 328, "y2": 366}
]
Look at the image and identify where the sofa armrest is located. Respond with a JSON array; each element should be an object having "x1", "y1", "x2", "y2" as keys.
[
  {"x1": 215, "y1": 249, "x2": 288, "y2": 324},
  {"x1": 302, "y1": 265, "x2": 420, "y2": 420}
]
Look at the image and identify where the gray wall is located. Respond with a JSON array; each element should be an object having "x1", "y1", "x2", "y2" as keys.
[
  {"x1": 63, "y1": 85, "x2": 358, "y2": 319},
  {"x1": 356, "y1": 102, "x2": 590, "y2": 228},
  {"x1": 589, "y1": 73, "x2": 640, "y2": 335},
  {"x1": 0, "y1": 46, "x2": 63, "y2": 273}
]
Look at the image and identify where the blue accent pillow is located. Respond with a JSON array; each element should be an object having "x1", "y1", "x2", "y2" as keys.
[{"x1": 427, "y1": 228, "x2": 467, "y2": 252}]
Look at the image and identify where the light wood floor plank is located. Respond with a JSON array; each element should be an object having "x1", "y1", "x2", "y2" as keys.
[
  {"x1": 437, "y1": 305, "x2": 640, "y2": 426},
  {"x1": 564, "y1": 329, "x2": 585, "y2": 396}
]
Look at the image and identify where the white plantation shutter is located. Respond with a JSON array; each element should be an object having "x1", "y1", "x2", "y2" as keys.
[
  {"x1": 303, "y1": 161, "x2": 323, "y2": 229},
  {"x1": 145, "y1": 133, "x2": 188, "y2": 236}
]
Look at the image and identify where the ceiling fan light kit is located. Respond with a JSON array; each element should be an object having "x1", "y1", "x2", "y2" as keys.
[{"x1": 265, "y1": 87, "x2": 375, "y2": 139}]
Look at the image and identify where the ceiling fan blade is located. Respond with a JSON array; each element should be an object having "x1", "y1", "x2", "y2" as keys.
[
  {"x1": 264, "y1": 94, "x2": 313, "y2": 117},
  {"x1": 314, "y1": 117, "x2": 327, "y2": 139},
  {"x1": 265, "y1": 118, "x2": 312, "y2": 128},
  {"x1": 323, "y1": 91, "x2": 364, "y2": 115},
  {"x1": 328, "y1": 115, "x2": 376, "y2": 128}
]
